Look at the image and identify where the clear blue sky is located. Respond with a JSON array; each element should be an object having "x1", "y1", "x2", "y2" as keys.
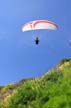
[{"x1": 0, "y1": 0, "x2": 71, "y2": 85}]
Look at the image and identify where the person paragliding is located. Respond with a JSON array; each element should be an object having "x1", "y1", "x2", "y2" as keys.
[
  {"x1": 22, "y1": 20, "x2": 58, "y2": 45},
  {"x1": 35, "y1": 37, "x2": 40, "y2": 45}
]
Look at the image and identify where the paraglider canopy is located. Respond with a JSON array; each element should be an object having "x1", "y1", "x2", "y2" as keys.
[{"x1": 22, "y1": 20, "x2": 58, "y2": 32}]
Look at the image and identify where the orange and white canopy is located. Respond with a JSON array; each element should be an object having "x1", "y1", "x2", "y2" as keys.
[{"x1": 22, "y1": 20, "x2": 58, "y2": 32}]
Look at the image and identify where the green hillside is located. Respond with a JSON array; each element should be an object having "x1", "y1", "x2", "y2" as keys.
[{"x1": 0, "y1": 58, "x2": 71, "y2": 108}]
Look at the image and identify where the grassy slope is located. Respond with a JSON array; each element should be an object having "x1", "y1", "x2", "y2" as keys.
[{"x1": 0, "y1": 58, "x2": 71, "y2": 108}]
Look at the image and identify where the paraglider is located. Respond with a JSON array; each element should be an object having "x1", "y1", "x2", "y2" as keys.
[
  {"x1": 22, "y1": 20, "x2": 58, "y2": 45},
  {"x1": 35, "y1": 37, "x2": 40, "y2": 45}
]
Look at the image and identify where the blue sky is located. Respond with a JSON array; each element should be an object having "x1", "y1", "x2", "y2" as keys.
[{"x1": 0, "y1": 0, "x2": 71, "y2": 85}]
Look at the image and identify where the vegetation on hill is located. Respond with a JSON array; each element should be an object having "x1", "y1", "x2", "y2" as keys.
[{"x1": 0, "y1": 58, "x2": 71, "y2": 108}]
